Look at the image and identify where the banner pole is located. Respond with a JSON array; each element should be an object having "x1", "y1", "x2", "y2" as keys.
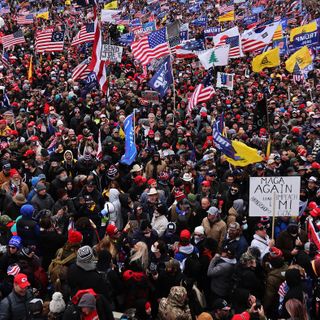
[
  {"x1": 272, "y1": 192, "x2": 276, "y2": 240},
  {"x1": 171, "y1": 57, "x2": 176, "y2": 125}
]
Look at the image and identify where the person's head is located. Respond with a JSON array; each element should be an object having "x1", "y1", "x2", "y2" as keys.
[
  {"x1": 228, "y1": 222, "x2": 241, "y2": 239},
  {"x1": 8, "y1": 235, "x2": 22, "y2": 253},
  {"x1": 212, "y1": 298, "x2": 231, "y2": 320},
  {"x1": 225, "y1": 174, "x2": 234, "y2": 186},
  {"x1": 193, "y1": 226, "x2": 205, "y2": 243},
  {"x1": 2, "y1": 163, "x2": 11, "y2": 176},
  {"x1": 36, "y1": 182, "x2": 47, "y2": 196},
  {"x1": 13, "y1": 273, "x2": 30, "y2": 296},
  {"x1": 240, "y1": 252, "x2": 256, "y2": 269},
  {"x1": 147, "y1": 188, "x2": 158, "y2": 203},
  {"x1": 151, "y1": 240, "x2": 166, "y2": 258},
  {"x1": 201, "y1": 197, "x2": 211, "y2": 210},
  {"x1": 131, "y1": 241, "x2": 149, "y2": 270},
  {"x1": 78, "y1": 293, "x2": 96, "y2": 315},
  {"x1": 307, "y1": 176, "x2": 317, "y2": 190},
  {"x1": 285, "y1": 298, "x2": 308, "y2": 320},
  {"x1": 254, "y1": 223, "x2": 267, "y2": 238},
  {"x1": 76, "y1": 246, "x2": 96, "y2": 271},
  {"x1": 207, "y1": 206, "x2": 219, "y2": 223},
  {"x1": 287, "y1": 223, "x2": 299, "y2": 237},
  {"x1": 179, "y1": 229, "x2": 191, "y2": 246},
  {"x1": 106, "y1": 223, "x2": 121, "y2": 239},
  {"x1": 221, "y1": 244, "x2": 235, "y2": 259}
]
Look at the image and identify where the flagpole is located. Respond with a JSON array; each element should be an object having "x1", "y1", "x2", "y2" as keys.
[
  {"x1": 133, "y1": 109, "x2": 136, "y2": 146},
  {"x1": 170, "y1": 55, "x2": 176, "y2": 125}
]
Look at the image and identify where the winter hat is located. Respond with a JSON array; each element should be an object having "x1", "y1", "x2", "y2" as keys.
[
  {"x1": 35, "y1": 183, "x2": 46, "y2": 192},
  {"x1": 76, "y1": 246, "x2": 96, "y2": 271},
  {"x1": 197, "y1": 312, "x2": 213, "y2": 320},
  {"x1": 8, "y1": 235, "x2": 22, "y2": 249},
  {"x1": 68, "y1": 230, "x2": 83, "y2": 244},
  {"x1": 78, "y1": 293, "x2": 96, "y2": 309},
  {"x1": 49, "y1": 292, "x2": 66, "y2": 314},
  {"x1": 175, "y1": 190, "x2": 186, "y2": 201},
  {"x1": 20, "y1": 204, "x2": 34, "y2": 217},
  {"x1": 9, "y1": 169, "x2": 20, "y2": 178},
  {"x1": 29, "y1": 299, "x2": 44, "y2": 316},
  {"x1": 187, "y1": 193, "x2": 197, "y2": 203},
  {"x1": 269, "y1": 247, "x2": 283, "y2": 259},
  {"x1": 107, "y1": 165, "x2": 118, "y2": 180},
  {"x1": 7, "y1": 264, "x2": 21, "y2": 276},
  {"x1": 180, "y1": 229, "x2": 191, "y2": 241},
  {"x1": 0, "y1": 215, "x2": 14, "y2": 228},
  {"x1": 231, "y1": 312, "x2": 250, "y2": 320},
  {"x1": 240, "y1": 252, "x2": 256, "y2": 265},
  {"x1": 106, "y1": 223, "x2": 119, "y2": 236},
  {"x1": 194, "y1": 226, "x2": 205, "y2": 235}
]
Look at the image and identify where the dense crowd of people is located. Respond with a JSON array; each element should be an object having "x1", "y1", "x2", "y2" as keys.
[{"x1": 0, "y1": 0, "x2": 320, "y2": 319}]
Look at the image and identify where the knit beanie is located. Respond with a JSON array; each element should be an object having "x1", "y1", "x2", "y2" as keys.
[
  {"x1": 68, "y1": 230, "x2": 83, "y2": 244},
  {"x1": 49, "y1": 292, "x2": 66, "y2": 314},
  {"x1": 8, "y1": 236, "x2": 22, "y2": 249}
]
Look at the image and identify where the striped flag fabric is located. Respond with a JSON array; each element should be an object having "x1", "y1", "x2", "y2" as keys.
[
  {"x1": 17, "y1": 14, "x2": 34, "y2": 25},
  {"x1": 71, "y1": 23, "x2": 95, "y2": 46},
  {"x1": 272, "y1": 25, "x2": 283, "y2": 41},
  {"x1": 131, "y1": 28, "x2": 170, "y2": 66},
  {"x1": 218, "y1": 4, "x2": 234, "y2": 14},
  {"x1": 241, "y1": 22, "x2": 279, "y2": 52},
  {"x1": 213, "y1": 27, "x2": 242, "y2": 58},
  {"x1": 1, "y1": 51, "x2": 10, "y2": 69},
  {"x1": 187, "y1": 84, "x2": 215, "y2": 115},
  {"x1": 35, "y1": 29, "x2": 65, "y2": 53},
  {"x1": 1, "y1": 30, "x2": 26, "y2": 49},
  {"x1": 72, "y1": 58, "x2": 91, "y2": 81},
  {"x1": 88, "y1": 13, "x2": 108, "y2": 93}
]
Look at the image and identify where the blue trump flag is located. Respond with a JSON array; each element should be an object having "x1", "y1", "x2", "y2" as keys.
[
  {"x1": 148, "y1": 56, "x2": 173, "y2": 98},
  {"x1": 121, "y1": 113, "x2": 137, "y2": 165},
  {"x1": 212, "y1": 114, "x2": 239, "y2": 159}
]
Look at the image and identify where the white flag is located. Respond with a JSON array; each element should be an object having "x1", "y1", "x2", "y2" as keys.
[{"x1": 197, "y1": 45, "x2": 230, "y2": 69}]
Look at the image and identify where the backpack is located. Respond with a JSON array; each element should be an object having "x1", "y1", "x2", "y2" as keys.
[
  {"x1": 184, "y1": 251, "x2": 202, "y2": 280},
  {"x1": 48, "y1": 248, "x2": 76, "y2": 290}
]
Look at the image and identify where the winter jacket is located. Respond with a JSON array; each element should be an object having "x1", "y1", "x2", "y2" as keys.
[
  {"x1": 174, "y1": 243, "x2": 199, "y2": 272},
  {"x1": 145, "y1": 160, "x2": 167, "y2": 179},
  {"x1": 30, "y1": 193, "x2": 55, "y2": 212},
  {"x1": 207, "y1": 255, "x2": 237, "y2": 297},
  {"x1": 151, "y1": 214, "x2": 168, "y2": 237},
  {"x1": 1, "y1": 181, "x2": 29, "y2": 198},
  {"x1": 0, "y1": 289, "x2": 33, "y2": 320},
  {"x1": 250, "y1": 234, "x2": 271, "y2": 260},
  {"x1": 158, "y1": 286, "x2": 192, "y2": 320},
  {"x1": 276, "y1": 230, "x2": 308, "y2": 262},
  {"x1": 201, "y1": 218, "x2": 227, "y2": 251},
  {"x1": 16, "y1": 216, "x2": 40, "y2": 246}
]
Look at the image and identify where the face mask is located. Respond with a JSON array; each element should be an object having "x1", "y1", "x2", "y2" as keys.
[
  {"x1": 60, "y1": 175, "x2": 68, "y2": 181},
  {"x1": 155, "y1": 137, "x2": 160, "y2": 142},
  {"x1": 290, "y1": 233, "x2": 298, "y2": 237},
  {"x1": 242, "y1": 223, "x2": 248, "y2": 230},
  {"x1": 144, "y1": 232, "x2": 151, "y2": 238},
  {"x1": 230, "y1": 190, "x2": 238, "y2": 195},
  {"x1": 194, "y1": 235, "x2": 202, "y2": 244}
]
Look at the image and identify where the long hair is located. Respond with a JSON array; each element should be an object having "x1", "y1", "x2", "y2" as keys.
[
  {"x1": 94, "y1": 235, "x2": 117, "y2": 259},
  {"x1": 130, "y1": 241, "x2": 149, "y2": 271},
  {"x1": 285, "y1": 298, "x2": 308, "y2": 320}
]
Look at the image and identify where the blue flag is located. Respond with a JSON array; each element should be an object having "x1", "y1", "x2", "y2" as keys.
[
  {"x1": 81, "y1": 72, "x2": 98, "y2": 96},
  {"x1": 212, "y1": 115, "x2": 238, "y2": 159},
  {"x1": 188, "y1": 4, "x2": 200, "y2": 13},
  {"x1": 148, "y1": 56, "x2": 173, "y2": 98},
  {"x1": 191, "y1": 17, "x2": 207, "y2": 27},
  {"x1": 118, "y1": 33, "x2": 134, "y2": 45},
  {"x1": 251, "y1": 6, "x2": 264, "y2": 14},
  {"x1": 121, "y1": 113, "x2": 137, "y2": 166}
]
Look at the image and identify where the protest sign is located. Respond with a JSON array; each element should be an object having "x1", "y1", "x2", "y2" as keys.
[
  {"x1": 141, "y1": 90, "x2": 160, "y2": 103},
  {"x1": 100, "y1": 44, "x2": 123, "y2": 62},
  {"x1": 249, "y1": 176, "x2": 301, "y2": 217}
]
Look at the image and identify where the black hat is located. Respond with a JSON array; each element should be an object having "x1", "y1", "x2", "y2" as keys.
[{"x1": 212, "y1": 298, "x2": 231, "y2": 311}]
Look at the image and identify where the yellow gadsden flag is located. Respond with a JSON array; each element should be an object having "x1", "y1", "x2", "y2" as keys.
[
  {"x1": 225, "y1": 140, "x2": 263, "y2": 167},
  {"x1": 285, "y1": 46, "x2": 312, "y2": 73},
  {"x1": 252, "y1": 47, "x2": 280, "y2": 72},
  {"x1": 36, "y1": 11, "x2": 49, "y2": 20},
  {"x1": 218, "y1": 11, "x2": 234, "y2": 23},
  {"x1": 104, "y1": 1, "x2": 118, "y2": 10},
  {"x1": 290, "y1": 21, "x2": 317, "y2": 42}
]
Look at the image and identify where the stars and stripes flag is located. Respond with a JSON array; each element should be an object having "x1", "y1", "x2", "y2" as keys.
[
  {"x1": 17, "y1": 14, "x2": 34, "y2": 25},
  {"x1": 35, "y1": 29, "x2": 65, "y2": 53},
  {"x1": 213, "y1": 26, "x2": 242, "y2": 58},
  {"x1": 1, "y1": 30, "x2": 26, "y2": 49},
  {"x1": 241, "y1": 22, "x2": 279, "y2": 52},
  {"x1": 218, "y1": 4, "x2": 234, "y2": 14},
  {"x1": 72, "y1": 58, "x2": 91, "y2": 81},
  {"x1": 131, "y1": 28, "x2": 170, "y2": 66},
  {"x1": 1, "y1": 51, "x2": 10, "y2": 69},
  {"x1": 187, "y1": 84, "x2": 215, "y2": 115},
  {"x1": 88, "y1": 12, "x2": 108, "y2": 93},
  {"x1": 71, "y1": 23, "x2": 95, "y2": 46},
  {"x1": 292, "y1": 62, "x2": 304, "y2": 84}
]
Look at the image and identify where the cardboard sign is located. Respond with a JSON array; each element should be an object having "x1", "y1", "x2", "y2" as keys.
[
  {"x1": 141, "y1": 90, "x2": 160, "y2": 104},
  {"x1": 100, "y1": 44, "x2": 123, "y2": 62},
  {"x1": 249, "y1": 176, "x2": 301, "y2": 217}
]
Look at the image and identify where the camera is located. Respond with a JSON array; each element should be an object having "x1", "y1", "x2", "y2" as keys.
[{"x1": 254, "y1": 300, "x2": 261, "y2": 310}]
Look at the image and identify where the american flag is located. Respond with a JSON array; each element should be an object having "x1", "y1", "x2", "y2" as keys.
[
  {"x1": 218, "y1": 4, "x2": 234, "y2": 14},
  {"x1": 71, "y1": 23, "x2": 95, "y2": 46},
  {"x1": 213, "y1": 27, "x2": 242, "y2": 58},
  {"x1": 0, "y1": 7, "x2": 10, "y2": 15},
  {"x1": 1, "y1": 51, "x2": 10, "y2": 69},
  {"x1": 89, "y1": 12, "x2": 108, "y2": 93},
  {"x1": 2, "y1": 30, "x2": 26, "y2": 49},
  {"x1": 17, "y1": 14, "x2": 34, "y2": 25},
  {"x1": 7, "y1": 264, "x2": 21, "y2": 276},
  {"x1": 72, "y1": 58, "x2": 91, "y2": 81},
  {"x1": 35, "y1": 29, "x2": 65, "y2": 53},
  {"x1": 187, "y1": 84, "x2": 215, "y2": 115},
  {"x1": 131, "y1": 28, "x2": 170, "y2": 66}
]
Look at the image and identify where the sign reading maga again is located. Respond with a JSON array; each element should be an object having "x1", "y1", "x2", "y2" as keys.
[{"x1": 249, "y1": 176, "x2": 301, "y2": 217}]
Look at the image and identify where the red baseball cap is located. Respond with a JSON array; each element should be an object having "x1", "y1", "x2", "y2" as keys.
[
  {"x1": 14, "y1": 273, "x2": 30, "y2": 289},
  {"x1": 106, "y1": 224, "x2": 119, "y2": 236}
]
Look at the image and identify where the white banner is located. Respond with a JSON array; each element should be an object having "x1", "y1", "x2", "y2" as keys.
[
  {"x1": 249, "y1": 176, "x2": 301, "y2": 217},
  {"x1": 101, "y1": 9, "x2": 121, "y2": 23},
  {"x1": 100, "y1": 44, "x2": 123, "y2": 62}
]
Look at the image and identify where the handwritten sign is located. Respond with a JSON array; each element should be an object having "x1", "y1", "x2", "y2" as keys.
[
  {"x1": 100, "y1": 44, "x2": 123, "y2": 62},
  {"x1": 249, "y1": 176, "x2": 301, "y2": 217}
]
